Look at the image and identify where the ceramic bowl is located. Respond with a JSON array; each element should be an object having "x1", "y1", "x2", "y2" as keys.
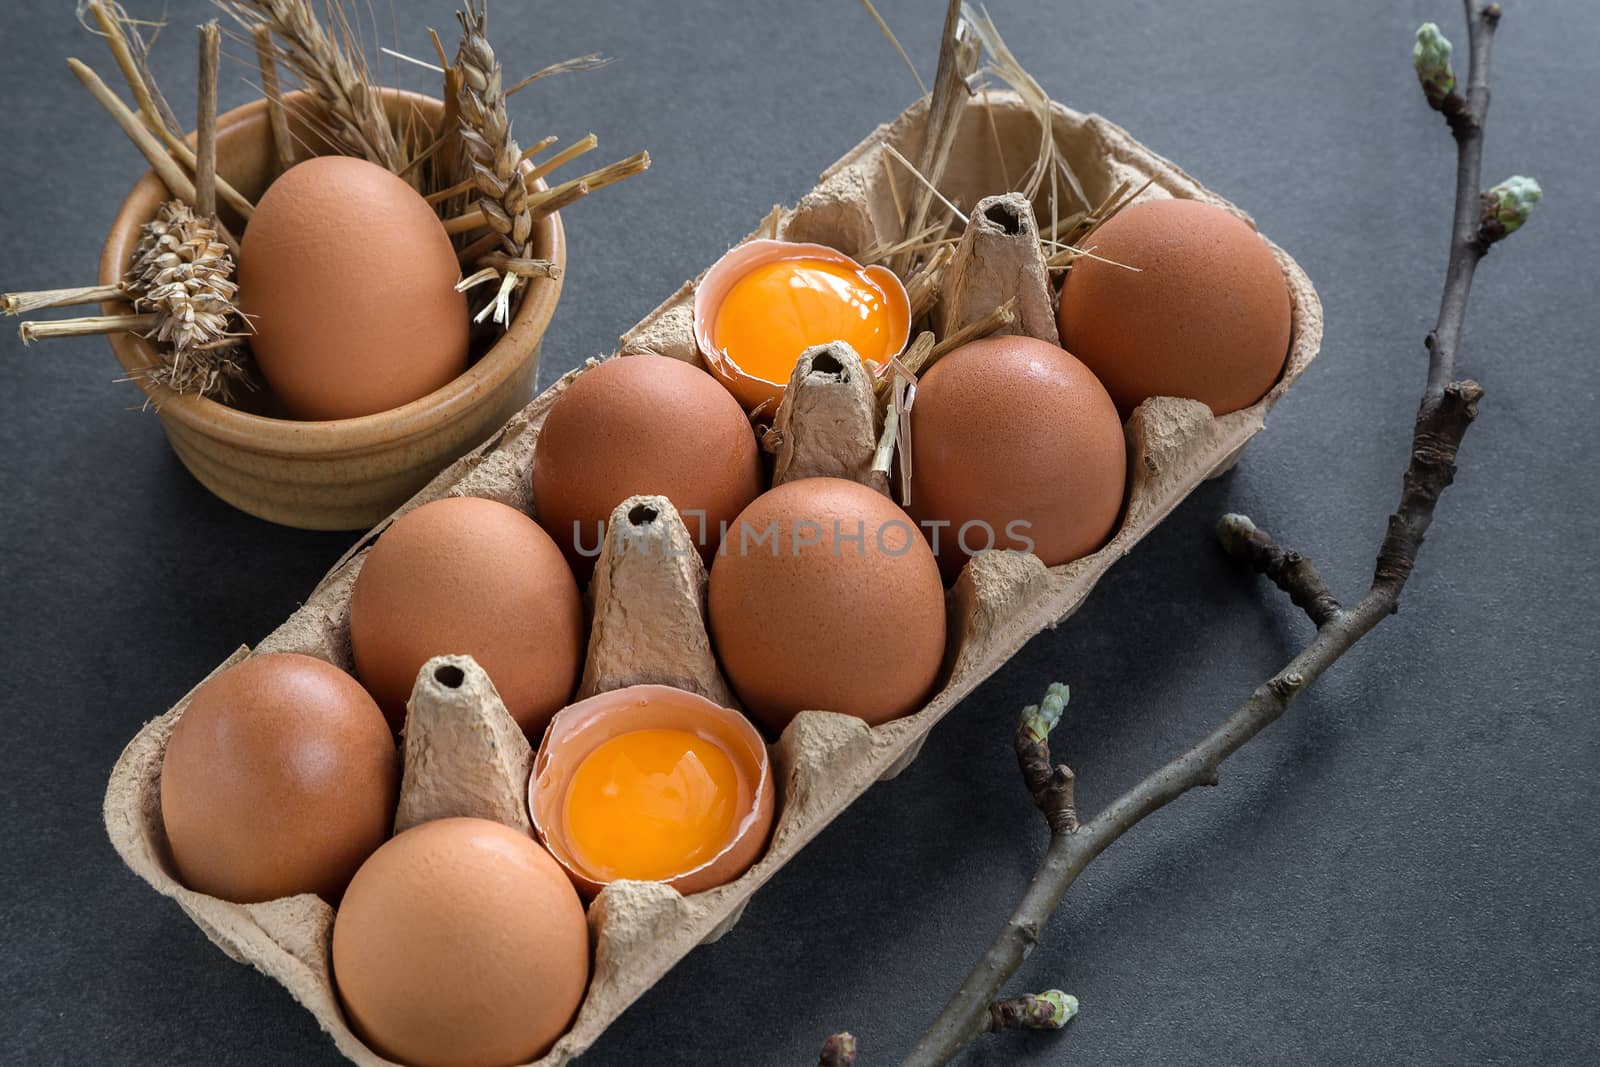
[{"x1": 98, "y1": 89, "x2": 564, "y2": 530}]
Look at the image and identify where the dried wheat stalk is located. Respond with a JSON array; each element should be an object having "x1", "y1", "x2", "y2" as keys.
[
  {"x1": 889, "y1": 0, "x2": 978, "y2": 279},
  {"x1": 214, "y1": 0, "x2": 407, "y2": 175},
  {"x1": 2, "y1": 286, "x2": 128, "y2": 316},
  {"x1": 448, "y1": 4, "x2": 648, "y2": 325},
  {"x1": 87, "y1": 2, "x2": 255, "y2": 221},
  {"x1": 452, "y1": 0, "x2": 536, "y2": 326},
  {"x1": 962, "y1": 3, "x2": 1088, "y2": 239},
  {"x1": 13, "y1": 201, "x2": 251, "y2": 404},
  {"x1": 67, "y1": 57, "x2": 241, "y2": 253},
  {"x1": 252, "y1": 24, "x2": 295, "y2": 173},
  {"x1": 195, "y1": 22, "x2": 221, "y2": 221}
]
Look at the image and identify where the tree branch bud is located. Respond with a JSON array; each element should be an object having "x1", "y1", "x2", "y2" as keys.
[
  {"x1": 818, "y1": 1032, "x2": 857, "y2": 1067},
  {"x1": 1479, "y1": 176, "x2": 1542, "y2": 243},
  {"x1": 1018, "y1": 682, "x2": 1070, "y2": 746},
  {"x1": 985, "y1": 990, "x2": 1079, "y2": 1032},
  {"x1": 1015, "y1": 684, "x2": 1078, "y2": 834},
  {"x1": 1413, "y1": 22, "x2": 1458, "y2": 110}
]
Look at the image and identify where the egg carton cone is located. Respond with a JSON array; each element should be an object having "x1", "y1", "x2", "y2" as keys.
[
  {"x1": 767, "y1": 341, "x2": 883, "y2": 490},
  {"x1": 104, "y1": 90, "x2": 1322, "y2": 1066},
  {"x1": 941, "y1": 191, "x2": 1062, "y2": 344}
]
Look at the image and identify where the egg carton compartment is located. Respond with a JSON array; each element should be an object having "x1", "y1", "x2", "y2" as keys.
[{"x1": 104, "y1": 89, "x2": 1322, "y2": 1066}]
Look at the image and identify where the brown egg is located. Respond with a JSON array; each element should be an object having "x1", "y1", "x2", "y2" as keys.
[
  {"x1": 708, "y1": 477, "x2": 945, "y2": 732},
  {"x1": 349, "y1": 496, "x2": 584, "y2": 737},
  {"x1": 909, "y1": 335, "x2": 1126, "y2": 582},
  {"x1": 532, "y1": 355, "x2": 763, "y2": 580},
  {"x1": 332, "y1": 818, "x2": 590, "y2": 1067},
  {"x1": 239, "y1": 156, "x2": 469, "y2": 420},
  {"x1": 159, "y1": 653, "x2": 397, "y2": 904},
  {"x1": 1056, "y1": 198, "x2": 1291, "y2": 415}
]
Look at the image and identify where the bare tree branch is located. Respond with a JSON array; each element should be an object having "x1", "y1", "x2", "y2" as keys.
[
  {"x1": 896, "y1": 3, "x2": 1535, "y2": 1063},
  {"x1": 1216, "y1": 514, "x2": 1343, "y2": 627}
]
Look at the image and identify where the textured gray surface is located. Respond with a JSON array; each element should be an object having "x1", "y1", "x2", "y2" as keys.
[{"x1": 1, "y1": 1, "x2": 1596, "y2": 1064}]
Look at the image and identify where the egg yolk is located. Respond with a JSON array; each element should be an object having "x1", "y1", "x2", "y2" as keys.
[
  {"x1": 713, "y1": 257, "x2": 898, "y2": 384},
  {"x1": 562, "y1": 728, "x2": 741, "y2": 882}
]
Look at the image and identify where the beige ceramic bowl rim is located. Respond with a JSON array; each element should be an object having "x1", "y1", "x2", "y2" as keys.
[
  {"x1": 97, "y1": 88, "x2": 565, "y2": 458},
  {"x1": 527, "y1": 683, "x2": 774, "y2": 893}
]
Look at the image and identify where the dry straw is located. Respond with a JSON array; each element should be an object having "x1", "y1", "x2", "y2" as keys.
[
  {"x1": 214, "y1": 0, "x2": 408, "y2": 175},
  {"x1": 13, "y1": 0, "x2": 646, "y2": 401},
  {"x1": 452, "y1": 1, "x2": 535, "y2": 325},
  {"x1": 448, "y1": 3, "x2": 646, "y2": 324}
]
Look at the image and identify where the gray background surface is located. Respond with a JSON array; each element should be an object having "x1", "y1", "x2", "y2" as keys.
[{"x1": 2, "y1": 1, "x2": 1595, "y2": 1064}]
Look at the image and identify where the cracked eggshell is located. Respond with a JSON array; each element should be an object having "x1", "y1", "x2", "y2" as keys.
[
  {"x1": 692, "y1": 240, "x2": 909, "y2": 414},
  {"x1": 529, "y1": 685, "x2": 775, "y2": 898}
]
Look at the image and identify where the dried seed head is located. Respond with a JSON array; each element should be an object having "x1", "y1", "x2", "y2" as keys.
[
  {"x1": 452, "y1": 2, "x2": 536, "y2": 325},
  {"x1": 123, "y1": 201, "x2": 252, "y2": 402}
]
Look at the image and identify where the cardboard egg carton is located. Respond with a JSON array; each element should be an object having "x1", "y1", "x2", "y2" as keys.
[{"x1": 104, "y1": 90, "x2": 1322, "y2": 1066}]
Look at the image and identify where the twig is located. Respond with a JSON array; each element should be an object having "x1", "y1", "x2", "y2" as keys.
[
  {"x1": 888, "y1": 0, "x2": 977, "y2": 278},
  {"x1": 1014, "y1": 684, "x2": 1077, "y2": 833},
  {"x1": 88, "y1": 2, "x2": 255, "y2": 220},
  {"x1": 983, "y1": 991, "x2": 1078, "y2": 1033},
  {"x1": 900, "y1": 4, "x2": 1531, "y2": 1063},
  {"x1": 67, "y1": 58, "x2": 240, "y2": 253},
  {"x1": 252, "y1": 24, "x2": 294, "y2": 172},
  {"x1": 2, "y1": 285, "x2": 127, "y2": 315},
  {"x1": 1215, "y1": 514, "x2": 1343, "y2": 628},
  {"x1": 19, "y1": 313, "x2": 159, "y2": 343},
  {"x1": 195, "y1": 22, "x2": 221, "y2": 221}
]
